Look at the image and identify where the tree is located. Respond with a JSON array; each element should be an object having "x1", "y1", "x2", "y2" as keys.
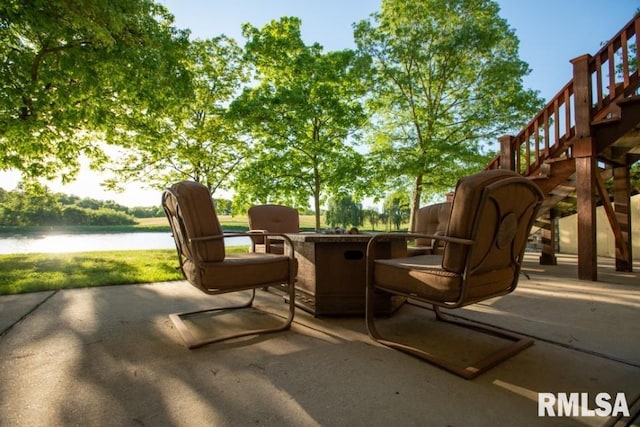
[
  {"x1": 230, "y1": 17, "x2": 371, "y2": 230},
  {"x1": 0, "y1": 0, "x2": 191, "y2": 181},
  {"x1": 102, "y1": 36, "x2": 250, "y2": 195},
  {"x1": 213, "y1": 198, "x2": 233, "y2": 215},
  {"x1": 0, "y1": 183, "x2": 140, "y2": 226},
  {"x1": 354, "y1": 0, "x2": 543, "y2": 230},
  {"x1": 363, "y1": 208, "x2": 381, "y2": 230},
  {"x1": 325, "y1": 195, "x2": 364, "y2": 229},
  {"x1": 0, "y1": 181, "x2": 61, "y2": 226},
  {"x1": 382, "y1": 191, "x2": 410, "y2": 230}
]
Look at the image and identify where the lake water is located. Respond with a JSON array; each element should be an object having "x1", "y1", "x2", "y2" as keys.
[{"x1": 0, "y1": 232, "x2": 251, "y2": 254}]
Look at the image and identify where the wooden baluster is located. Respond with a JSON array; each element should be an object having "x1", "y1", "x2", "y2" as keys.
[
  {"x1": 621, "y1": 27, "x2": 629, "y2": 87},
  {"x1": 635, "y1": 18, "x2": 640, "y2": 74},
  {"x1": 543, "y1": 107, "x2": 550, "y2": 157},
  {"x1": 608, "y1": 44, "x2": 616, "y2": 102},
  {"x1": 553, "y1": 98, "x2": 560, "y2": 151},
  {"x1": 565, "y1": 86, "x2": 572, "y2": 138},
  {"x1": 595, "y1": 54, "x2": 603, "y2": 110}
]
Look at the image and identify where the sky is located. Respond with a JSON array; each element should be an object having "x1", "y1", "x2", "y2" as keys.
[{"x1": 2, "y1": 0, "x2": 639, "y2": 207}]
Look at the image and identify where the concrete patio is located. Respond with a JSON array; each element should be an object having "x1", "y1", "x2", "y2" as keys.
[{"x1": 1, "y1": 252, "x2": 638, "y2": 426}]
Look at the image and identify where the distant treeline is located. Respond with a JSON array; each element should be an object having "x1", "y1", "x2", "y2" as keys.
[{"x1": 0, "y1": 184, "x2": 163, "y2": 227}]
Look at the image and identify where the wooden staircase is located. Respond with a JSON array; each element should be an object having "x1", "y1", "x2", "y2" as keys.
[{"x1": 486, "y1": 13, "x2": 640, "y2": 280}]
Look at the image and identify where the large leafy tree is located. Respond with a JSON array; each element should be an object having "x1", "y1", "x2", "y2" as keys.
[
  {"x1": 231, "y1": 17, "x2": 370, "y2": 230},
  {"x1": 102, "y1": 36, "x2": 249, "y2": 195},
  {"x1": 0, "y1": 0, "x2": 191, "y2": 181},
  {"x1": 354, "y1": 0, "x2": 543, "y2": 230}
]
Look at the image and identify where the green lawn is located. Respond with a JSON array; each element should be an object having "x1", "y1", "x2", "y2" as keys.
[{"x1": 0, "y1": 247, "x2": 248, "y2": 296}]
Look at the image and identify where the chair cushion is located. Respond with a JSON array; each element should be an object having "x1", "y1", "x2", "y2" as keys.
[
  {"x1": 195, "y1": 253, "x2": 294, "y2": 292},
  {"x1": 375, "y1": 255, "x2": 461, "y2": 301},
  {"x1": 167, "y1": 181, "x2": 225, "y2": 263},
  {"x1": 374, "y1": 255, "x2": 514, "y2": 303},
  {"x1": 248, "y1": 205, "x2": 299, "y2": 245},
  {"x1": 443, "y1": 169, "x2": 521, "y2": 273},
  {"x1": 414, "y1": 202, "x2": 451, "y2": 249}
]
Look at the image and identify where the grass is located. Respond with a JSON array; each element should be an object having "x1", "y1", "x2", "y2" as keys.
[{"x1": 0, "y1": 247, "x2": 248, "y2": 296}]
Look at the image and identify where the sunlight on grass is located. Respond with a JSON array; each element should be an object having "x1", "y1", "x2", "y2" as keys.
[{"x1": 0, "y1": 247, "x2": 248, "y2": 295}]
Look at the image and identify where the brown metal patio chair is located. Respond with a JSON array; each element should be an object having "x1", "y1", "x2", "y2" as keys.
[
  {"x1": 407, "y1": 201, "x2": 452, "y2": 256},
  {"x1": 366, "y1": 170, "x2": 544, "y2": 379},
  {"x1": 248, "y1": 204, "x2": 300, "y2": 255},
  {"x1": 162, "y1": 181, "x2": 297, "y2": 349}
]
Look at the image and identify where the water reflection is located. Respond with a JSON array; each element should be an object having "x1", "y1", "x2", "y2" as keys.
[{"x1": 0, "y1": 232, "x2": 251, "y2": 254}]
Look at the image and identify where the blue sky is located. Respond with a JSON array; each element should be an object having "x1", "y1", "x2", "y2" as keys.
[
  {"x1": 160, "y1": 0, "x2": 639, "y2": 102},
  {"x1": 3, "y1": 0, "x2": 639, "y2": 206}
]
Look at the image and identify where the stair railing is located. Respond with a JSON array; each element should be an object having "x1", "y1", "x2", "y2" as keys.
[{"x1": 487, "y1": 13, "x2": 640, "y2": 176}]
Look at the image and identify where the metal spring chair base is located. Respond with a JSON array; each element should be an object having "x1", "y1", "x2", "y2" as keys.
[
  {"x1": 170, "y1": 289, "x2": 295, "y2": 349},
  {"x1": 367, "y1": 305, "x2": 533, "y2": 380}
]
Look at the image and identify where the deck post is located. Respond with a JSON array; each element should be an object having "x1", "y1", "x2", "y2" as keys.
[
  {"x1": 613, "y1": 164, "x2": 633, "y2": 271},
  {"x1": 539, "y1": 209, "x2": 557, "y2": 265},
  {"x1": 498, "y1": 135, "x2": 515, "y2": 171},
  {"x1": 571, "y1": 54, "x2": 598, "y2": 281}
]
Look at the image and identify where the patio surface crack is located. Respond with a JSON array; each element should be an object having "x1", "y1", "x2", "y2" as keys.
[{"x1": 0, "y1": 290, "x2": 59, "y2": 340}]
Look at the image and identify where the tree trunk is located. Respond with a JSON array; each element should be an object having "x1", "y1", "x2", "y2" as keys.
[
  {"x1": 314, "y1": 193, "x2": 321, "y2": 231},
  {"x1": 314, "y1": 166, "x2": 321, "y2": 231},
  {"x1": 409, "y1": 174, "x2": 423, "y2": 232}
]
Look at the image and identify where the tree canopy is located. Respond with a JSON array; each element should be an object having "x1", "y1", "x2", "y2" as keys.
[
  {"x1": 102, "y1": 36, "x2": 249, "y2": 195},
  {"x1": 230, "y1": 17, "x2": 371, "y2": 230},
  {"x1": 0, "y1": 0, "x2": 191, "y2": 181},
  {"x1": 1, "y1": 1, "x2": 552, "y2": 224},
  {"x1": 354, "y1": 0, "x2": 543, "y2": 229}
]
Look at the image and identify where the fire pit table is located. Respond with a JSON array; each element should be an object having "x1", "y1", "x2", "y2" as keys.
[{"x1": 284, "y1": 232, "x2": 407, "y2": 316}]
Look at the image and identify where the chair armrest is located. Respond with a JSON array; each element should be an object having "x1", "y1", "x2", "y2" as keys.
[
  {"x1": 430, "y1": 230, "x2": 446, "y2": 251},
  {"x1": 366, "y1": 232, "x2": 473, "y2": 258},
  {"x1": 190, "y1": 232, "x2": 296, "y2": 258},
  {"x1": 246, "y1": 229, "x2": 268, "y2": 252}
]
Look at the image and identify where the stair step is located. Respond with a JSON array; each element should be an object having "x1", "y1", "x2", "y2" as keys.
[
  {"x1": 616, "y1": 94, "x2": 640, "y2": 106},
  {"x1": 592, "y1": 116, "x2": 621, "y2": 127},
  {"x1": 529, "y1": 175, "x2": 548, "y2": 181},
  {"x1": 543, "y1": 156, "x2": 573, "y2": 164}
]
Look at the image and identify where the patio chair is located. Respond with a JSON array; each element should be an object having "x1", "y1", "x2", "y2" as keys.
[
  {"x1": 407, "y1": 201, "x2": 452, "y2": 256},
  {"x1": 162, "y1": 181, "x2": 297, "y2": 349},
  {"x1": 365, "y1": 170, "x2": 544, "y2": 379},
  {"x1": 248, "y1": 204, "x2": 300, "y2": 255}
]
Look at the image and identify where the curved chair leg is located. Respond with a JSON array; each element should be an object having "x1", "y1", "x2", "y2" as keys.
[
  {"x1": 432, "y1": 306, "x2": 533, "y2": 378},
  {"x1": 365, "y1": 294, "x2": 533, "y2": 379},
  {"x1": 171, "y1": 276, "x2": 296, "y2": 349}
]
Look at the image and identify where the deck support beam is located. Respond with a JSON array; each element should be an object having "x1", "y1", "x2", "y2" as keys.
[
  {"x1": 499, "y1": 135, "x2": 516, "y2": 172},
  {"x1": 539, "y1": 209, "x2": 557, "y2": 265},
  {"x1": 572, "y1": 54, "x2": 598, "y2": 281},
  {"x1": 613, "y1": 164, "x2": 633, "y2": 271}
]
